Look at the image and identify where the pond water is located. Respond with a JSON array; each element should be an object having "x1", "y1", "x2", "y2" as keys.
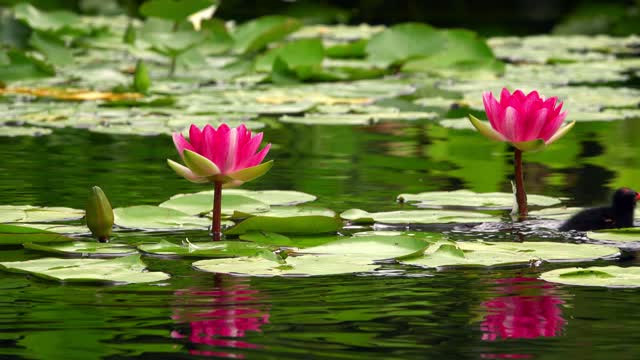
[{"x1": 1, "y1": 119, "x2": 640, "y2": 359}]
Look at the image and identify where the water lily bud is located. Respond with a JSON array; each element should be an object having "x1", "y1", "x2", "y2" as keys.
[{"x1": 86, "y1": 186, "x2": 114, "y2": 242}]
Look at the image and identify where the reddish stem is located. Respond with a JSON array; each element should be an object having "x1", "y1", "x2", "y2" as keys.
[
  {"x1": 514, "y1": 148, "x2": 528, "y2": 219},
  {"x1": 212, "y1": 181, "x2": 222, "y2": 241}
]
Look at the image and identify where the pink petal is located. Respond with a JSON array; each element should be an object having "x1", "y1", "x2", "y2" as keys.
[
  {"x1": 501, "y1": 106, "x2": 520, "y2": 142},
  {"x1": 201, "y1": 125, "x2": 216, "y2": 161},
  {"x1": 244, "y1": 143, "x2": 271, "y2": 168},
  {"x1": 172, "y1": 133, "x2": 194, "y2": 158},
  {"x1": 499, "y1": 88, "x2": 512, "y2": 105},
  {"x1": 223, "y1": 127, "x2": 239, "y2": 173},
  {"x1": 188, "y1": 124, "x2": 204, "y2": 152},
  {"x1": 211, "y1": 124, "x2": 230, "y2": 172},
  {"x1": 483, "y1": 92, "x2": 502, "y2": 132},
  {"x1": 539, "y1": 111, "x2": 567, "y2": 141},
  {"x1": 523, "y1": 108, "x2": 548, "y2": 141},
  {"x1": 234, "y1": 132, "x2": 264, "y2": 170}
]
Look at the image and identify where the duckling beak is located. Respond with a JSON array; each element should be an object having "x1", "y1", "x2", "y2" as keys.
[{"x1": 636, "y1": 192, "x2": 640, "y2": 201}]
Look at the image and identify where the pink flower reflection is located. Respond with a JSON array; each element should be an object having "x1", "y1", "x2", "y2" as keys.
[
  {"x1": 481, "y1": 277, "x2": 565, "y2": 341},
  {"x1": 171, "y1": 277, "x2": 270, "y2": 358}
]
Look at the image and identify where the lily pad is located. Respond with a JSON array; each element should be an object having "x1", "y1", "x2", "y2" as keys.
[
  {"x1": 540, "y1": 266, "x2": 640, "y2": 288},
  {"x1": 20, "y1": 223, "x2": 90, "y2": 235},
  {"x1": 24, "y1": 241, "x2": 138, "y2": 257},
  {"x1": 0, "y1": 255, "x2": 169, "y2": 284},
  {"x1": 113, "y1": 205, "x2": 212, "y2": 230},
  {"x1": 159, "y1": 194, "x2": 270, "y2": 216},
  {"x1": 587, "y1": 228, "x2": 640, "y2": 242},
  {"x1": 231, "y1": 206, "x2": 335, "y2": 220},
  {"x1": 403, "y1": 241, "x2": 619, "y2": 268},
  {"x1": 223, "y1": 189, "x2": 317, "y2": 206},
  {"x1": 0, "y1": 205, "x2": 84, "y2": 223},
  {"x1": 0, "y1": 126, "x2": 53, "y2": 137},
  {"x1": 340, "y1": 209, "x2": 500, "y2": 225},
  {"x1": 529, "y1": 207, "x2": 583, "y2": 220},
  {"x1": 226, "y1": 215, "x2": 342, "y2": 235},
  {"x1": 239, "y1": 232, "x2": 340, "y2": 248},
  {"x1": 301, "y1": 234, "x2": 434, "y2": 260},
  {"x1": 138, "y1": 239, "x2": 269, "y2": 258},
  {"x1": 193, "y1": 253, "x2": 378, "y2": 277},
  {"x1": 397, "y1": 190, "x2": 562, "y2": 209},
  {"x1": 279, "y1": 111, "x2": 436, "y2": 126},
  {"x1": 0, "y1": 224, "x2": 74, "y2": 246}
]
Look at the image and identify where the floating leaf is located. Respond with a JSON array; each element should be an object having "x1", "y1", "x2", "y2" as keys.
[
  {"x1": 540, "y1": 266, "x2": 640, "y2": 287},
  {"x1": 239, "y1": 232, "x2": 339, "y2": 248},
  {"x1": 0, "y1": 87, "x2": 143, "y2": 101},
  {"x1": 0, "y1": 254, "x2": 169, "y2": 284},
  {"x1": 340, "y1": 209, "x2": 500, "y2": 225},
  {"x1": 231, "y1": 206, "x2": 335, "y2": 220},
  {"x1": 0, "y1": 205, "x2": 84, "y2": 223},
  {"x1": 0, "y1": 50, "x2": 54, "y2": 81},
  {"x1": 397, "y1": 190, "x2": 562, "y2": 209},
  {"x1": 139, "y1": 0, "x2": 214, "y2": 21},
  {"x1": 20, "y1": 223, "x2": 89, "y2": 235},
  {"x1": 193, "y1": 253, "x2": 377, "y2": 276},
  {"x1": 29, "y1": 32, "x2": 73, "y2": 66},
  {"x1": 0, "y1": 126, "x2": 52, "y2": 137},
  {"x1": 138, "y1": 239, "x2": 269, "y2": 258},
  {"x1": 13, "y1": 3, "x2": 82, "y2": 33},
  {"x1": 529, "y1": 207, "x2": 583, "y2": 220},
  {"x1": 0, "y1": 224, "x2": 74, "y2": 246},
  {"x1": 113, "y1": 205, "x2": 212, "y2": 230},
  {"x1": 301, "y1": 234, "x2": 435, "y2": 260},
  {"x1": 403, "y1": 241, "x2": 619, "y2": 268},
  {"x1": 587, "y1": 228, "x2": 640, "y2": 243},
  {"x1": 159, "y1": 194, "x2": 269, "y2": 216},
  {"x1": 232, "y1": 15, "x2": 301, "y2": 54},
  {"x1": 280, "y1": 111, "x2": 436, "y2": 125},
  {"x1": 226, "y1": 215, "x2": 342, "y2": 235},
  {"x1": 24, "y1": 241, "x2": 138, "y2": 257}
]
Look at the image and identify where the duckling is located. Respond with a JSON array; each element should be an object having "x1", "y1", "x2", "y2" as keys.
[{"x1": 559, "y1": 188, "x2": 639, "y2": 231}]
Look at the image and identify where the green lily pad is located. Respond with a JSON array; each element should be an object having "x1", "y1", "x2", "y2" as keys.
[
  {"x1": 226, "y1": 215, "x2": 342, "y2": 235},
  {"x1": 232, "y1": 15, "x2": 302, "y2": 54},
  {"x1": 540, "y1": 266, "x2": 640, "y2": 288},
  {"x1": 0, "y1": 126, "x2": 53, "y2": 137},
  {"x1": 0, "y1": 255, "x2": 169, "y2": 284},
  {"x1": 159, "y1": 194, "x2": 270, "y2": 216},
  {"x1": 138, "y1": 239, "x2": 269, "y2": 258},
  {"x1": 301, "y1": 234, "x2": 434, "y2": 260},
  {"x1": 24, "y1": 241, "x2": 138, "y2": 257},
  {"x1": 587, "y1": 228, "x2": 640, "y2": 242},
  {"x1": 366, "y1": 23, "x2": 445, "y2": 67},
  {"x1": 0, "y1": 224, "x2": 75, "y2": 246},
  {"x1": 279, "y1": 111, "x2": 436, "y2": 126},
  {"x1": 20, "y1": 223, "x2": 90, "y2": 235},
  {"x1": 397, "y1": 190, "x2": 562, "y2": 209},
  {"x1": 403, "y1": 241, "x2": 619, "y2": 268},
  {"x1": 230, "y1": 206, "x2": 335, "y2": 220},
  {"x1": 0, "y1": 205, "x2": 84, "y2": 223},
  {"x1": 223, "y1": 189, "x2": 317, "y2": 206},
  {"x1": 529, "y1": 207, "x2": 583, "y2": 220},
  {"x1": 239, "y1": 232, "x2": 340, "y2": 248},
  {"x1": 340, "y1": 209, "x2": 500, "y2": 225},
  {"x1": 113, "y1": 205, "x2": 212, "y2": 230},
  {"x1": 193, "y1": 253, "x2": 378, "y2": 277}
]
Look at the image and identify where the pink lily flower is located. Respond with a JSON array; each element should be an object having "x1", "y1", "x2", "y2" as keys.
[
  {"x1": 468, "y1": 88, "x2": 575, "y2": 152},
  {"x1": 167, "y1": 124, "x2": 272, "y2": 188}
]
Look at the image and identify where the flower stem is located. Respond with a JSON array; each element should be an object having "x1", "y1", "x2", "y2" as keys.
[
  {"x1": 514, "y1": 148, "x2": 528, "y2": 219},
  {"x1": 212, "y1": 181, "x2": 223, "y2": 241}
]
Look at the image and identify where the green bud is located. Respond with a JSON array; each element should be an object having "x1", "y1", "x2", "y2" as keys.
[
  {"x1": 86, "y1": 186, "x2": 114, "y2": 242},
  {"x1": 133, "y1": 60, "x2": 151, "y2": 94},
  {"x1": 123, "y1": 22, "x2": 136, "y2": 45}
]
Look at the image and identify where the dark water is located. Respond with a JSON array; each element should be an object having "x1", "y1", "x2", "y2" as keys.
[{"x1": 1, "y1": 119, "x2": 640, "y2": 359}]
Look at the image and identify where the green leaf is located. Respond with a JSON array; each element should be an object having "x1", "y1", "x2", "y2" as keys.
[
  {"x1": 0, "y1": 126, "x2": 53, "y2": 137},
  {"x1": 239, "y1": 232, "x2": 342, "y2": 248},
  {"x1": 139, "y1": 0, "x2": 215, "y2": 21},
  {"x1": 0, "y1": 224, "x2": 74, "y2": 246},
  {"x1": 540, "y1": 266, "x2": 640, "y2": 287},
  {"x1": 340, "y1": 209, "x2": 500, "y2": 225},
  {"x1": 326, "y1": 39, "x2": 368, "y2": 59},
  {"x1": 231, "y1": 15, "x2": 302, "y2": 54},
  {"x1": 365, "y1": 23, "x2": 446, "y2": 67},
  {"x1": 301, "y1": 234, "x2": 435, "y2": 260},
  {"x1": 133, "y1": 60, "x2": 151, "y2": 94},
  {"x1": 138, "y1": 239, "x2": 269, "y2": 258},
  {"x1": 397, "y1": 189, "x2": 562, "y2": 209},
  {"x1": 29, "y1": 32, "x2": 73, "y2": 66},
  {"x1": 13, "y1": 3, "x2": 82, "y2": 33},
  {"x1": 587, "y1": 228, "x2": 640, "y2": 242},
  {"x1": 230, "y1": 206, "x2": 335, "y2": 220},
  {"x1": 193, "y1": 253, "x2": 378, "y2": 277},
  {"x1": 279, "y1": 111, "x2": 436, "y2": 126},
  {"x1": 529, "y1": 207, "x2": 583, "y2": 220},
  {"x1": 145, "y1": 31, "x2": 206, "y2": 56},
  {"x1": 226, "y1": 215, "x2": 342, "y2": 235},
  {"x1": 228, "y1": 160, "x2": 273, "y2": 183},
  {"x1": 0, "y1": 50, "x2": 55, "y2": 81},
  {"x1": 113, "y1": 205, "x2": 212, "y2": 230},
  {"x1": 256, "y1": 38, "x2": 324, "y2": 72},
  {"x1": 24, "y1": 241, "x2": 137, "y2": 257},
  {"x1": 403, "y1": 241, "x2": 619, "y2": 268},
  {"x1": 159, "y1": 193, "x2": 269, "y2": 216},
  {"x1": 0, "y1": 205, "x2": 84, "y2": 223},
  {"x1": 0, "y1": 254, "x2": 169, "y2": 284}
]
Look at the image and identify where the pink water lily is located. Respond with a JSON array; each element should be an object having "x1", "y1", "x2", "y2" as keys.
[
  {"x1": 167, "y1": 123, "x2": 272, "y2": 241},
  {"x1": 467, "y1": 88, "x2": 575, "y2": 218},
  {"x1": 468, "y1": 88, "x2": 575, "y2": 152},
  {"x1": 167, "y1": 124, "x2": 272, "y2": 187}
]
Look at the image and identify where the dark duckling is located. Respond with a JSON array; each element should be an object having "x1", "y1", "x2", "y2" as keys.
[{"x1": 559, "y1": 188, "x2": 639, "y2": 231}]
